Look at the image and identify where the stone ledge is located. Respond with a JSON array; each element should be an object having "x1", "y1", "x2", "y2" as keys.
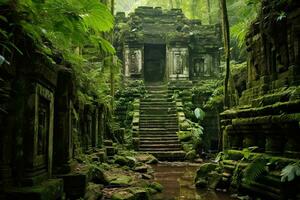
[{"x1": 4, "y1": 179, "x2": 64, "y2": 200}]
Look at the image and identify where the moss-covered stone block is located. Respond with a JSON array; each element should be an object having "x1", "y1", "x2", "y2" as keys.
[
  {"x1": 177, "y1": 131, "x2": 192, "y2": 142},
  {"x1": 195, "y1": 163, "x2": 218, "y2": 188},
  {"x1": 109, "y1": 175, "x2": 133, "y2": 186},
  {"x1": 185, "y1": 150, "x2": 197, "y2": 161},
  {"x1": 147, "y1": 182, "x2": 163, "y2": 192},
  {"x1": 180, "y1": 120, "x2": 190, "y2": 130},
  {"x1": 84, "y1": 182, "x2": 103, "y2": 200}
]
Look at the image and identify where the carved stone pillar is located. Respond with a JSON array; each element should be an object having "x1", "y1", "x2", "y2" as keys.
[
  {"x1": 0, "y1": 64, "x2": 14, "y2": 192},
  {"x1": 53, "y1": 68, "x2": 74, "y2": 174},
  {"x1": 92, "y1": 104, "x2": 99, "y2": 147},
  {"x1": 124, "y1": 45, "x2": 143, "y2": 79},
  {"x1": 22, "y1": 82, "x2": 55, "y2": 185}
]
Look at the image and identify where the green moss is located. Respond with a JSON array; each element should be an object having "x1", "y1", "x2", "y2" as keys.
[
  {"x1": 177, "y1": 131, "x2": 193, "y2": 142},
  {"x1": 147, "y1": 182, "x2": 163, "y2": 192},
  {"x1": 195, "y1": 163, "x2": 218, "y2": 188},
  {"x1": 185, "y1": 150, "x2": 197, "y2": 161},
  {"x1": 114, "y1": 155, "x2": 128, "y2": 166},
  {"x1": 109, "y1": 175, "x2": 133, "y2": 186},
  {"x1": 182, "y1": 143, "x2": 193, "y2": 152},
  {"x1": 111, "y1": 190, "x2": 135, "y2": 200},
  {"x1": 180, "y1": 120, "x2": 191, "y2": 130}
]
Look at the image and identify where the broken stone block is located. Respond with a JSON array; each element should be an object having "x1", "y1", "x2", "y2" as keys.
[{"x1": 84, "y1": 182, "x2": 103, "y2": 200}]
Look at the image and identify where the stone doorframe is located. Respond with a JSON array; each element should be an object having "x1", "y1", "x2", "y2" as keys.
[
  {"x1": 30, "y1": 83, "x2": 54, "y2": 178},
  {"x1": 166, "y1": 46, "x2": 189, "y2": 80}
]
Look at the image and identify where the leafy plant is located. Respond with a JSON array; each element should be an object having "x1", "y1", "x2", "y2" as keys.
[
  {"x1": 243, "y1": 156, "x2": 269, "y2": 184},
  {"x1": 194, "y1": 107, "x2": 205, "y2": 121},
  {"x1": 281, "y1": 161, "x2": 300, "y2": 182}
]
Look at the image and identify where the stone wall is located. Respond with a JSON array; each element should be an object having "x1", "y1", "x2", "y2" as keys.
[
  {"x1": 221, "y1": 0, "x2": 300, "y2": 157},
  {"x1": 0, "y1": 35, "x2": 112, "y2": 199}
]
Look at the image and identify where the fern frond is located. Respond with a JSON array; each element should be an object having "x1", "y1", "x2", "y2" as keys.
[
  {"x1": 243, "y1": 157, "x2": 268, "y2": 184},
  {"x1": 281, "y1": 161, "x2": 300, "y2": 182}
]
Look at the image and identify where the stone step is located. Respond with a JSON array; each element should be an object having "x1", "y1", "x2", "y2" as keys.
[
  {"x1": 139, "y1": 118, "x2": 177, "y2": 121},
  {"x1": 141, "y1": 98, "x2": 173, "y2": 102},
  {"x1": 138, "y1": 151, "x2": 186, "y2": 161},
  {"x1": 139, "y1": 131, "x2": 178, "y2": 135},
  {"x1": 146, "y1": 93, "x2": 170, "y2": 97},
  {"x1": 140, "y1": 106, "x2": 176, "y2": 110},
  {"x1": 140, "y1": 102, "x2": 175, "y2": 106},
  {"x1": 140, "y1": 110, "x2": 177, "y2": 115},
  {"x1": 139, "y1": 147, "x2": 182, "y2": 151},
  {"x1": 139, "y1": 134, "x2": 178, "y2": 138},
  {"x1": 139, "y1": 123, "x2": 178, "y2": 127},
  {"x1": 139, "y1": 119, "x2": 178, "y2": 123},
  {"x1": 139, "y1": 136, "x2": 179, "y2": 140},
  {"x1": 139, "y1": 144, "x2": 181, "y2": 148},
  {"x1": 139, "y1": 120, "x2": 178, "y2": 124},
  {"x1": 147, "y1": 90, "x2": 168, "y2": 94},
  {"x1": 145, "y1": 85, "x2": 168, "y2": 90},
  {"x1": 139, "y1": 140, "x2": 180, "y2": 144},
  {"x1": 139, "y1": 124, "x2": 179, "y2": 129},
  {"x1": 140, "y1": 113, "x2": 177, "y2": 118},
  {"x1": 139, "y1": 127, "x2": 179, "y2": 131}
]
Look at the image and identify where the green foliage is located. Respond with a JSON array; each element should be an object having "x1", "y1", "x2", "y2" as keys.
[
  {"x1": 178, "y1": 119, "x2": 204, "y2": 153},
  {"x1": 194, "y1": 107, "x2": 205, "y2": 120},
  {"x1": 215, "y1": 150, "x2": 229, "y2": 163},
  {"x1": 229, "y1": 0, "x2": 260, "y2": 48},
  {"x1": 1, "y1": 0, "x2": 119, "y2": 106},
  {"x1": 281, "y1": 161, "x2": 300, "y2": 182},
  {"x1": 243, "y1": 156, "x2": 269, "y2": 184},
  {"x1": 17, "y1": 0, "x2": 114, "y2": 55}
]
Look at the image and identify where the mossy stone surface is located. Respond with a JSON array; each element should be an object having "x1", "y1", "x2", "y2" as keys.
[
  {"x1": 147, "y1": 182, "x2": 163, "y2": 192},
  {"x1": 195, "y1": 163, "x2": 218, "y2": 188},
  {"x1": 109, "y1": 175, "x2": 133, "y2": 186}
]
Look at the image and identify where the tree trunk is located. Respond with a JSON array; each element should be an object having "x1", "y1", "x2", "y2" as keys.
[
  {"x1": 169, "y1": 0, "x2": 173, "y2": 9},
  {"x1": 110, "y1": 0, "x2": 115, "y2": 111},
  {"x1": 175, "y1": 0, "x2": 181, "y2": 8},
  {"x1": 191, "y1": 0, "x2": 197, "y2": 19},
  {"x1": 207, "y1": 0, "x2": 212, "y2": 24},
  {"x1": 220, "y1": 0, "x2": 230, "y2": 109}
]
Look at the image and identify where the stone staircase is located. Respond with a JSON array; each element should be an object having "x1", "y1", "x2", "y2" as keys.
[{"x1": 138, "y1": 84, "x2": 185, "y2": 160}]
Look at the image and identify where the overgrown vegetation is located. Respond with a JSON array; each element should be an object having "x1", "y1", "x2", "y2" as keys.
[{"x1": 1, "y1": 0, "x2": 119, "y2": 106}]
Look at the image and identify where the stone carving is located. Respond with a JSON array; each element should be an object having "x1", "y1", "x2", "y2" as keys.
[
  {"x1": 34, "y1": 83, "x2": 54, "y2": 172},
  {"x1": 130, "y1": 50, "x2": 142, "y2": 74},
  {"x1": 167, "y1": 47, "x2": 189, "y2": 80},
  {"x1": 124, "y1": 48, "x2": 142, "y2": 78},
  {"x1": 193, "y1": 58, "x2": 204, "y2": 77},
  {"x1": 37, "y1": 97, "x2": 49, "y2": 156}
]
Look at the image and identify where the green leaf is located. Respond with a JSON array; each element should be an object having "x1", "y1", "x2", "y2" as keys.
[
  {"x1": 281, "y1": 162, "x2": 300, "y2": 182},
  {"x1": 194, "y1": 107, "x2": 205, "y2": 120},
  {"x1": 99, "y1": 37, "x2": 116, "y2": 54}
]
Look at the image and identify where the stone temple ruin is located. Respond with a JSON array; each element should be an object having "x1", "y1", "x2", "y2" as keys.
[
  {"x1": 114, "y1": 7, "x2": 222, "y2": 159},
  {"x1": 115, "y1": 6, "x2": 221, "y2": 82}
]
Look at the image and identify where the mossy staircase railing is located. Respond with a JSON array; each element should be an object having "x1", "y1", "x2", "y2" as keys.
[{"x1": 136, "y1": 83, "x2": 186, "y2": 161}]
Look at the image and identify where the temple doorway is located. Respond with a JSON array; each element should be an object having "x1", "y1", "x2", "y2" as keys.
[{"x1": 144, "y1": 44, "x2": 166, "y2": 82}]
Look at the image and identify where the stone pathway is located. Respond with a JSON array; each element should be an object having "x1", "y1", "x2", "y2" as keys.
[{"x1": 138, "y1": 83, "x2": 185, "y2": 160}]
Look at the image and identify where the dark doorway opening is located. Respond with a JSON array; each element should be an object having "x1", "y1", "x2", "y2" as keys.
[{"x1": 144, "y1": 44, "x2": 166, "y2": 82}]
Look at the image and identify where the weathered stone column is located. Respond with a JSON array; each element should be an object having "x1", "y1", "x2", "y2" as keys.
[
  {"x1": 0, "y1": 64, "x2": 14, "y2": 193},
  {"x1": 92, "y1": 103, "x2": 99, "y2": 147},
  {"x1": 84, "y1": 105, "x2": 93, "y2": 152},
  {"x1": 53, "y1": 67, "x2": 74, "y2": 174}
]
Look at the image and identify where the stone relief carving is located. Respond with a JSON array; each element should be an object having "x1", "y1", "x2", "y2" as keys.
[
  {"x1": 124, "y1": 47, "x2": 142, "y2": 77},
  {"x1": 167, "y1": 47, "x2": 189, "y2": 80},
  {"x1": 193, "y1": 58, "x2": 204, "y2": 77}
]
